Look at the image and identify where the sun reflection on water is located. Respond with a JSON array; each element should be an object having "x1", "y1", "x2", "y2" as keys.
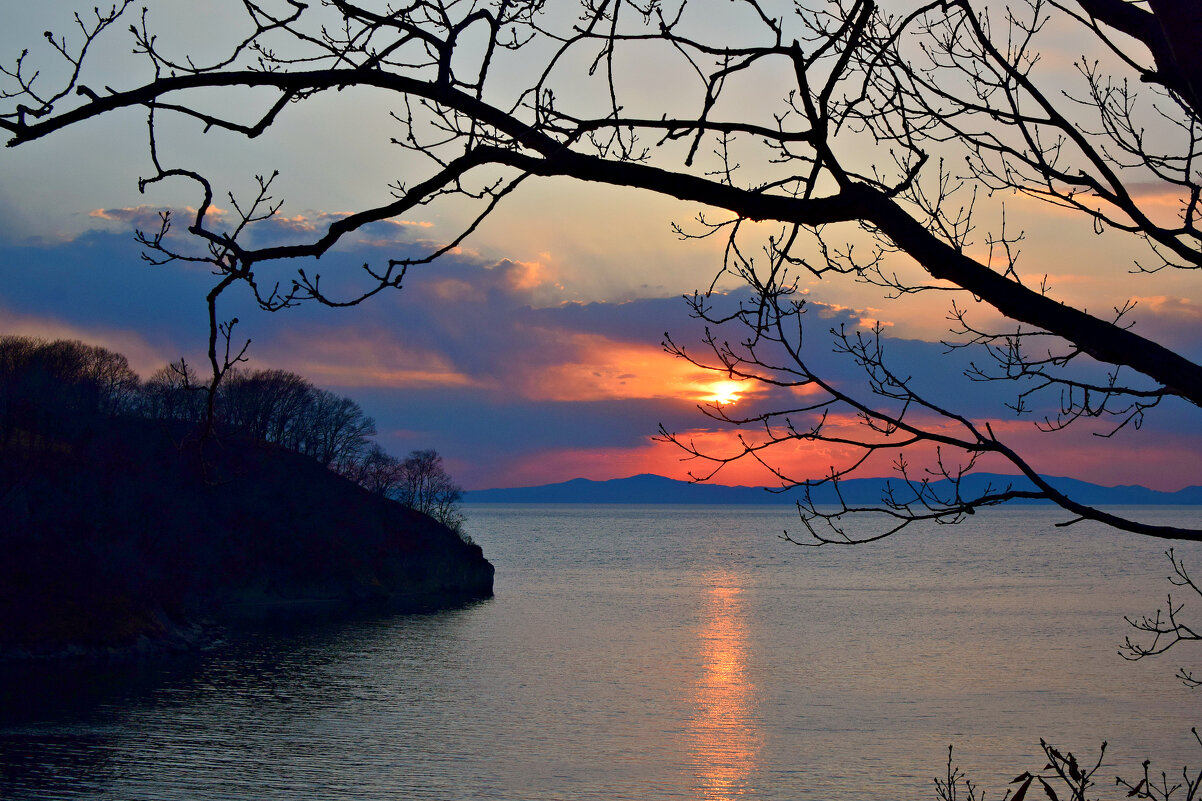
[{"x1": 689, "y1": 577, "x2": 761, "y2": 800}]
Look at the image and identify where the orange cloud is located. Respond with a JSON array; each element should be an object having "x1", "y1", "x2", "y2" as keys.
[
  {"x1": 185, "y1": 204, "x2": 228, "y2": 218},
  {"x1": 1130, "y1": 295, "x2": 1202, "y2": 321},
  {"x1": 1014, "y1": 272, "x2": 1102, "y2": 288},
  {"x1": 90, "y1": 204, "x2": 228, "y2": 225},
  {"x1": 1002, "y1": 180, "x2": 1192, "y2": 227},
  {"x1": 89, "y1": 207, "x2": 432, "y2": 241},
  {"x1": 260, "y1": 327, "x2": 484, "y2": 390},
  {"x1": 88, "y1": 206, "x2": 167, "y2": 225},
  {"x1": 505, "y1": 260, "x2": 548, "y2": 291},
  {"x1": 427, "y1": 277, "x2": 478, "y2": 302},
  {"x1": 522, "y1": 333, "x2": 766, "y2": 404},
  {"x1": 89, "y1": 206, "x2": 137, "y2": 221},
  {"x1": 0, "y1": 306, "x2": 178, "y2": 378},
  {"x1": 274, "y1": 213, "x2": 318, "y2": 229},
  {"x1": 265, "y1": 211, "x2": 432, "y2": 239},
  {"x1": 376, "y1": 218, "x2": 435, "y2": 229},
  {"x1": 489, "y1": 257, "x2": 564, "y2": 293},
  {"x1": 300, "y1": 364, "x2": 479, "y2": 387},
  {"x1": 1126, "y1": 182, "x2": 1191, "y2": 208}
]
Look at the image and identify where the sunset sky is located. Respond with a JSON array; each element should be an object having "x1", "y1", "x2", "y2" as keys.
[{"x1": 1, "y1": 2, "x2": 1199, "y2": 491}]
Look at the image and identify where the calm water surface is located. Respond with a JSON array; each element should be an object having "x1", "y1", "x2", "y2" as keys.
[{"x1": 2, "y1": 504, "x2": 1200, "y2": 799}]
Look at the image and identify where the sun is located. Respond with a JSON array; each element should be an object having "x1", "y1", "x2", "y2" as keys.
[{"x1": 702, "y1": 379, "x2": 745, "y2": 405}]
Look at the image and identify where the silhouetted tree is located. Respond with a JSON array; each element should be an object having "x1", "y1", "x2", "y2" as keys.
[
  {"x1": 142, "y1": 359, "x2": 382, "y2": 473},
  {"x1": 141, "y1": 358, "x2": 207, "y2": 423},
  {"x1": 393, "y1": 449, "x2": 465, "y2": 532},
  {"x1": 0, "y1": 336, "x2": 139, "y2": 445},
  {"x1": 2, "y1": 2, "x2": 1200, "y2": 539},
  {"x1": 217, "y1": 367, "x2": 315, "y2": 443},
  {"x1": 345, "y1": 442, "x2": 406, "y2": 496},
  {"x1": 135, "y1": 354, "x2": 473, "y2": 528},
  {"x1": 334, "y1": 442, "x2": 465, "y2": 532},
  {"x1": 0, "y1": 335, "x2": 40, "y2": 447},
  {"x1": 287, "y1": 389, "x2": 376, "y2": 469}
]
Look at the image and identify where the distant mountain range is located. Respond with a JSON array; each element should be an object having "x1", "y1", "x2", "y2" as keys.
[{"x1": 463, "y1": 472, "x2": 1202, "y2": 505}]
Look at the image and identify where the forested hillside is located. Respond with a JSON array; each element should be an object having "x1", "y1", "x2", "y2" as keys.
[{"x1": 0, "y1": 335, "x2": 491, "y2": 660}]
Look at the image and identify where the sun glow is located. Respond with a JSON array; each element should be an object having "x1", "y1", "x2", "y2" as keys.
[{"x1": 702, "y1": 380, "x2": 745, "y2": 405}]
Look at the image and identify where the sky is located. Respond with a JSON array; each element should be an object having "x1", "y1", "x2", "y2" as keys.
[{"x1": 1, "y1": 2, "x2": 1200, "y2": 492}]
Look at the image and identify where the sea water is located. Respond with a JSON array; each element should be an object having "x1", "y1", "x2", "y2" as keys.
[{"x1": 1, "y1": 504, "x2": 1200, "y2": 800}]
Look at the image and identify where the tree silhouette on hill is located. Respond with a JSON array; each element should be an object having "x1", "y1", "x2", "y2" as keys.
[{"x1": 0, "y1": 335, "x2": 465, "y2": 531}]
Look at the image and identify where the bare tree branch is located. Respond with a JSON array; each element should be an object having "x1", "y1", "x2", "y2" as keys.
[{"x1": 3, "y1": 0, "x2": 1200, "y2": 538}]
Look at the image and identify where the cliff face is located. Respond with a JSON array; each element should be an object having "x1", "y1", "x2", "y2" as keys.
[{"x1": 0, "y1": 419, "x2": 493, "y2": 659}]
